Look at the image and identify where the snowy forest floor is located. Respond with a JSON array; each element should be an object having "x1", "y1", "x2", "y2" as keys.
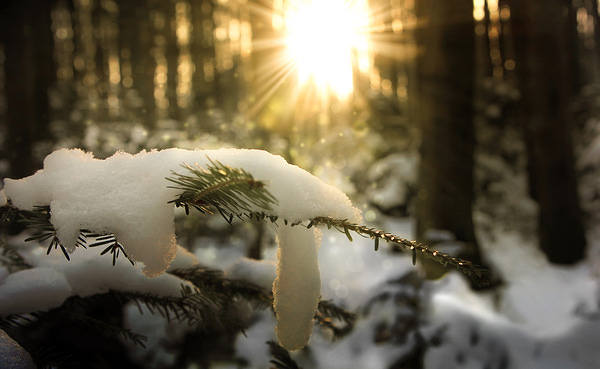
[{"x1": 119, "y1": 214, "x2": 600, "y2": 369}]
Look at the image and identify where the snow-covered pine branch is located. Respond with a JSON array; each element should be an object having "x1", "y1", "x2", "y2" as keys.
[{"x1": 1, "y1": 148, "x2": 486, "y2": 350}]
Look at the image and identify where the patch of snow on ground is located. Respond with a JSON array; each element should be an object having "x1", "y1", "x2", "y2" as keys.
[{"x1": 0, "y1": 235, "x2": 195, "y2": 315}]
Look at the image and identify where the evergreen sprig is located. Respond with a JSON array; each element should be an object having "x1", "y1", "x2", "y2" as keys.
[
  {"x1": 71, "y1": 313, "x2": 148, "y2": 348},
  {"x1": 171, "y1": 265, "x2": 357, "y2": 337},
  {"x1": 87, "y1": 233, "x2": 135, "y2": 266},
  {"x1": 164, "y1": 153, "x2": 486, "y2": 282},
  {"x1": 64, "y1": 287, "x2": 221, "y2": 327},
  {"x1": 0, "y1": 313, "x2": 40, "y2": 330},
  {"x1": 201, "y1": 210, "x2": 488, "y2": 284},
  {"x1": 308, "y1": 217, "x2": 488, "y2": 284},
  {"x1": 170, "y1": 265, "x2": 272, "y2": 308},
  {"x1": 267, "y1": 341, "x2": 302, "y2": 369},
  {"x1": 314, "y1": 300, "x2": 356, "y2": 338},
  {"x1": 4, "y1": 159, "x2": 488, "y2": 282},
  {"x1": 0, "y1": 240, "x2": 31, "y2": 272},
  {"x1": 19, "y1": 206, "x2": 71, "y2": 261},
  {"x1": 166, "y1": 158, "x2": 278, "y2": 222}
]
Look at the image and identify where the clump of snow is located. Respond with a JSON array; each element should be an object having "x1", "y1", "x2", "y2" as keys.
[
  {"x1": 226, "y1": 258, "x2": 276, "y2": 290},
  {"x1": 3, "y1": 148, "x2": 360, "y2": 276},
  {"x1": 2, "y1": 148, "x2": 361, "y2": 350},
  {"x1": 0, "y1": 242, "x2": 195, "y2": 315},
  {"x1": 0, "y1": 267, "x2": 72, "y2": 315},
  {"x1": 273, "y1": 226, "x2": 321, "y2": 350}
]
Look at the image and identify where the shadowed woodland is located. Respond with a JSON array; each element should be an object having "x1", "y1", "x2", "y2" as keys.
[{"x1": 1, "y1": 0, "x2": 600, "y2": 368}]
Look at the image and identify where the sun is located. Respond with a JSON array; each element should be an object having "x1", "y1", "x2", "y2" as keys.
[{"x1": 283, "y1": 0, "x2": 370, "y2": 98}]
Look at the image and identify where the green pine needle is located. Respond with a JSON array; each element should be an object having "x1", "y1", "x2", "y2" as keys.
[
  {"x1": 0, "y1": 240, "x2": 31, "y2": 272},
  {"x1": 308, "y1": 217, "x2": 489, "y2": 285},
  {"x1": 267, "y1": 341, "x2": 302, "y2": 369},
  {"x1": 166, "y1": 157, "x2": 278, "y2": 221}
]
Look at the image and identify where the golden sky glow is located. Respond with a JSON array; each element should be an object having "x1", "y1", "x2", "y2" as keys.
[{"x1": 283, "y1": 0, "x2": 370, "y2": 98}]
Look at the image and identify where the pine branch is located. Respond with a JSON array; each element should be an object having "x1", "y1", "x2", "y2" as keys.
[
  {"x1": 0, "y1": 313, "x2": 40, "y2": 330},
  {"x1": 166, "y1": 157, "x2": 278, "y2": 223},
  {"x1": 4, "y1": 204, "x2": 134, "y2": 265},
  {"x1": 70, "y1": 313, "x2": 148, "y2": 348},
  {"x1": 307, "y1": 217, "x2": 488, "y2": 284},
  {"x1": 0, "y1": 203, "x2": 20, "y2": 225},
  {"x1": 5, "y1": 159, "x2": 488, "y2": 283},
  {"x1": 314, "y1": 300, "x2": 356, "y2": 339},
  {"x1": 189, "y1": 206, "x2": 488, "y2": 283},
  {"x1": 19, "y1": 206, "x2": 71, "y2": 261},
  {"x1": 317, "y1": 300, "x2": 356, "y2": 326},
  {"x1": 0, "y1": 240, "x2": 31, "y2": 271},
  {"x1": 170, "y1": 265, "x2": 272, "y2": 309},
  {"x1": 205, "y1": 210, "x2": 488, "y2": 284},
  {"x1": 63, "y1": 287, "x2": 221, "y2": 327},
  {"x1": 86, "y1": 233, "x2": 135, "y2": 266},
  {"x1": 267, "y1": 341, "x2": 302, "y2": 369},
  {"x1": 171, "y1": 266, "x2": 358, "y2": 336}
]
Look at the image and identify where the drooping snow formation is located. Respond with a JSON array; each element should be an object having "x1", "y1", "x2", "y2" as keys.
[
  {"x1": 273, "y1": 226, "x2": 322, "y2": 350},
  {"x1": 3, "y1": 148, "x2": 361, "y2": 349}
]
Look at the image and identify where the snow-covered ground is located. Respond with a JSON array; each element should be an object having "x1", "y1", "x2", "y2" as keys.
[
  {"x1": 2, "y1": 147, "x2": 599, "y2": 368},
  {"x1": 232, "y1": 217, "x2": 600, "y2": 369}
]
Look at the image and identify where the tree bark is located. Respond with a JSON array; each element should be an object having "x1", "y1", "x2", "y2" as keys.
[
  {"x1": 2, "y1": 0, "x2": 55, "y2": 178},
  {"x1": 509, "y1": 0, "x2": 587, "y2": 264},
  {"x1": 414, "y1": 0, "x2": 482, "y2": 270},
  {"x1": 118, "y1": 0, "x2": 156, "y2": 127}
]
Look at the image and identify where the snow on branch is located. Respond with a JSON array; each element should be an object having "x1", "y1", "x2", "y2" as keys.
[
  {"x1": 19, "y1": 206, "x2": 71, "y2": 261},
  {"x1": 167, "y1": 158, "x2": 278, "y2": 221},
  {"x1": 0, "y1": 148, "x2": 487, "y2": 350}
]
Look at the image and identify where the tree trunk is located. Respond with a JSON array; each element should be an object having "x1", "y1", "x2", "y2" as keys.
[
  {"x1": 2, "y1": 0, "x2": 55, "y2": 178},
  {"x1": 119, "y1": 0, "x2": 156, "y2": 127},
  {"x1": 161, "y1": 0, "x2": 180, "y2": 120},
  {"x1": 509, "y1": 0, "x2": 587, "y2": 264},
  {"x1": 414, "y1": 0, "x2": 482, "y2": 272}
]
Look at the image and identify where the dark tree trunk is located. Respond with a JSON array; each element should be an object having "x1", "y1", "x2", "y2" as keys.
[
  {"x1": 119, "y1": 0, "x2": 156, "y2": 127},
  {"x1": 191, "y1": 0, "x2": 219, "y2": 110},
  {"x1": 509, "y1": 0, "x2": 587, "y2": 264},
  {"x1": 2, "y1": 0, "x2": 55, "y2": 178},
  {"x1": 162, "y1": 0, "x2": 180, "y2": 120},
  {"x1": 414, "y1": 0, "x2": 482, "y2": 270},
  {"x1": 93, "y1": 0, "x2": 108, "y2": 119},
  {"x1": 567, "y1": 0, "x2": 582, "y2": 94}
]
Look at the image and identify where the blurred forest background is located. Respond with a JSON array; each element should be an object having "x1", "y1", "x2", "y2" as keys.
[{"x1": 2, "y1": 0, "x2": 600, "y2": 368}]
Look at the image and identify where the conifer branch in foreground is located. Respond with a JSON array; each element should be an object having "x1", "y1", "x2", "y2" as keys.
[
  {"x1": 267, "y1": 340, "x2": 302, "y2": 369},
  {"x1": 166, "y1": 159, "x2": 488, "y2": 283},
  {"x1": 307, "y1": 217, "x2": 488, "y2": 284},
  {"x1": 171, "y1": 265, "x2": 357, "y2": 336},
  {"x1": 166, "y1": 157, "x2": 278, "y2": 222},
  {"x1": 2, "y1": 158, "x2": 488, "y2": 283}
]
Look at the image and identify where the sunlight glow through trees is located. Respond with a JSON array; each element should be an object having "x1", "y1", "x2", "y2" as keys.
[{"x1": 283, "y1": 0, "x2": 370, "y2": 98}]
